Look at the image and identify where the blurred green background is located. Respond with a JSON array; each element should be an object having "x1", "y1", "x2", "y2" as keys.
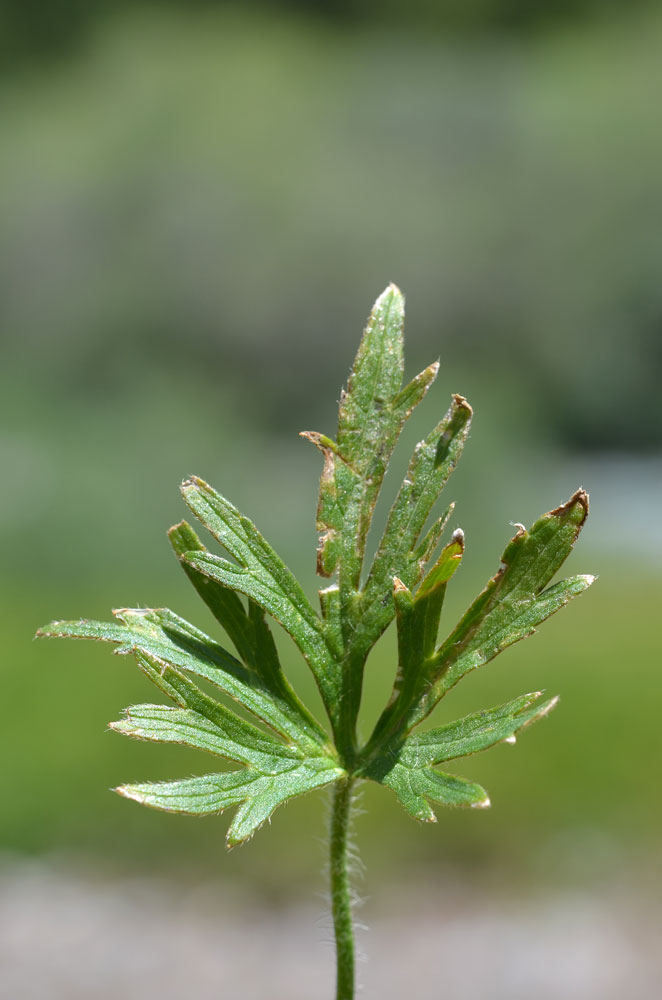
[{"x1": 2, "y1": 0, "x2": 661, "y2": 903}]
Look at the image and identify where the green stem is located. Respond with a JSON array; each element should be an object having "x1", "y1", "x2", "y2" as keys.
[{"x1": 330, "y1": 777, "x2": 356, "y2": 1000}]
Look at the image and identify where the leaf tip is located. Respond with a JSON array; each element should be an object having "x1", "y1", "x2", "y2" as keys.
[
  {"x1": 452, "y1": 393, "x2": 473, "y2": 416},
  {"x1": 180, "y1": 475, "x2": 206, "y2": 495},
  {"x1": 368, "y1": 282, "x2": 405, "y2": 326},
  {"x1": 34, "y1": 620, "x2": 65, "y2": 639},
  {"x1": 384, "y1": 280, "x2": 403, "y2": 299},
  {"x1": 114, "y1": 783, "x2": 141, "y2": 803},
  {"x1": 540, "y1": 695, "x2": 560, "y2": 718},
  {"x1": 226, "y1": 827, "x2": 255, "y2": 849},
  {"x1": 549, "y1": 487, "x2": 589, "y2": 527},
  {"x1": 520, "y1": 694, "x2": 560, "y2": 733},
  {"x1": 473, "y1": 794, "x2": 491, "y2": 810}
]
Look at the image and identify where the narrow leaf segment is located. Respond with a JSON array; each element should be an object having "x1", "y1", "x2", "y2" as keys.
[{"x1": 119, "y1": 757, "x2": 342, "y2": 847}]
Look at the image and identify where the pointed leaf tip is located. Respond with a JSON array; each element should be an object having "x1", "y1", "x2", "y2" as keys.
[
  {"x1": 381, "y1": 281, "x2": 404, "y2": 301},
  {"x1": 115, "y1": 784, "x2": 140, "y2": 802},
  {"x1": 533, "y1": 694, "x2": 560, "y2": 721}
]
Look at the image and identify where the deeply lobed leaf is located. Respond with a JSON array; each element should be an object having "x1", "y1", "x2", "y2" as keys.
[
  {"x1": 303, "y1": 285, "x2": 438, "y2": 590},
  {"x1": 168, "y1": 519, "x2": 320, "y2": 734},
  {"x1": 368, "y1": 490, "x2": 593, "y2": 748},
  {"x1": 111, "y1": 703, "x2": 301, "y2": 768},
  {"x1": 303, "y1": 285, "x2": 439, "y2": 602},
  {"x1": 363, "y1": 759, "x2": 490, "y2": 821},
  {"x1": 390, "y1": 531, "x2": 465, "y2": 694},
  {"x1": 398, "y1": 691, "x2": 558, "y2": 766},
  {"x1": 352, "y1": 393, "x2": 472, "y2": 660},
  {"x1": 38, "y1": 608, "x2": 329, "y2": 752},
  {"x1": 302, "y1": 289, "x2": 473, "y2": 750},
  {"x1": 38, "y1": 284, "x2": 594, "y2": 843},
  {"x1": 118, "y1": 757, "x2": 344, "y2": 846},
  {"x1": 118, "y1": 648, "x2": 304, "y2": 768},
  {"x1": 177, "y1": 476, "x2": 343, "y2": 727},
  {"x1": 362, "y1": 691, "x2": 558, "y2": 821}
]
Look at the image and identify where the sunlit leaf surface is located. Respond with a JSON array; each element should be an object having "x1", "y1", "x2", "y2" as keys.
[{"x1": 38, "y1": 285, "x2": 592, "y2": 840}]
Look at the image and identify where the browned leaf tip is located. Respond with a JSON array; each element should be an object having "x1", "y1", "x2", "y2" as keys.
[
  {"x1": 299, "y1": 430, "x2": 325, "y2": 450},
  {"x1": 451, "y1": 393, "x2": 473, "y2": 415},
  {"x1": 548, "y1": 487, "x2": 589, "y2": 524}
]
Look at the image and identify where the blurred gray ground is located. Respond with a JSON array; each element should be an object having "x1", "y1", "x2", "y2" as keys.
[{"x1": 1, "y1": 858, "x2": 659, "y2": 1000}]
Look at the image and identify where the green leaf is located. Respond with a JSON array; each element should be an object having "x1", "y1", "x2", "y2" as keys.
[
  {"x1": 351, "y1": 394, "x2": 472, "y2": 661},
  {"x1": 374, "y1": 533, "x2": 466, "y2": 731},
  {"x1": 168, "y1": 520, "x2": 255, "y2": 664},
  {"x1": 398, "y1": 691, "x2": 558, "y2": 766},
  {"x1": 369, "y1": 490, "x2": 593, "y2": 745},
  {"x1": 396, "y1": 530, "x2": 465, "y2": 668},
  {"x1": 179, "y1": 478, "x2": 321, "y2": 641},
  {"x1": 117, "y1": 757, "x2": 344, "y2": 846},
  {"x1": 362, "y1": 692, "x2": 556, "y2": 822},
  {"x1": 168, "y1": 519, "x2": 321, "y2": 734},
  {"x1": 37, "y1": 608, "x2": 328, "y2": 751},
  {"x1": 302, "y1": 284, "x2": 438, "y2": 597},
  {"x1": 37, "y1": 284, "x2": 594, "y2": 856},
  {"x1": 179, "y1": 476, "x2": 340, "y2": 719},
  {"x1": 111, "y1": 703, "x2": 300, "y2": 767},
  {"x1": 427, "y1": 491, "x2": 592, "y2": 703},
  {"x1": 300, "y1": 287, "x2": 466, "y2": 752},
  {"x1": 369, "y1": 393, "x2": 472, "y2": 591},
  {"x1": 114, "y1": 649, "x2": 304, "y2": 768},
  {"x1": 362, "y1": 757, "x2": 489, "y2": 822}
]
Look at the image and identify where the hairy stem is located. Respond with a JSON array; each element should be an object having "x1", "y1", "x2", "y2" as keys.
[{"x1": 330, "y1": 777, "x2": 356, "y2": 1000}]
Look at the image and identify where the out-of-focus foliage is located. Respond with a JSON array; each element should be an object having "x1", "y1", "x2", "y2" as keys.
[
  {"x1": 1, "y1": 0, "x2": 655, "y2": 70},
  {"x1": 8, "y1": 563, "x2": 662, "y2": 889},
  {"x1": 2, "y1": 6, "x2": 661, "y2": 458},
  {"x1": 2, "y1": 4, "x2": 661, "y2": 888}
]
